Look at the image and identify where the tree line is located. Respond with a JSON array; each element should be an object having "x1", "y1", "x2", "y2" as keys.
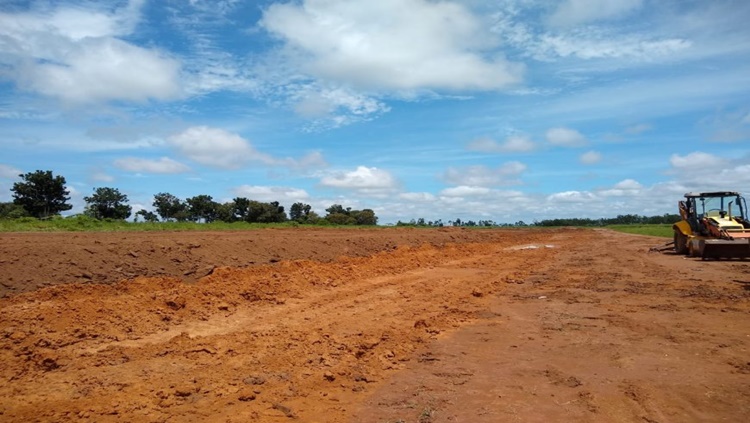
[
  {"x1": 397, "y1": 214, "x2": 681, "y2": 228},
  {"x1": 0, "y1": 170, "x2": 378, "y2": 226},
  {"x1": 1, "y1": 170, "x2": 683, "y2": 227}
]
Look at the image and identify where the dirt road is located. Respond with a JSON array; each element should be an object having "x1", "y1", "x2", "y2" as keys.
[{"x1": 0, "y1": 228, "x2": 748, "y2": 422}]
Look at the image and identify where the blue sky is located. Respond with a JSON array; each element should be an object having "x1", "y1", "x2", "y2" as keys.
[{"x1": 1, "y1": 0, "x2": 749, "y2": 223}]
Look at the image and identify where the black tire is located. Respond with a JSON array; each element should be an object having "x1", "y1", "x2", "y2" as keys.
[{"x1": 674, "y1": 230, "x2": 688, "y2": 254}]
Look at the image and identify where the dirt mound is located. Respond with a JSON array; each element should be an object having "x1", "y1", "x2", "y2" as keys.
[
  {"x1": 0, "y1": 227, "x2": 502, "y2": 297},
  {"x1": 1, "y1": 228, "x2": 749, "y2": 422}
]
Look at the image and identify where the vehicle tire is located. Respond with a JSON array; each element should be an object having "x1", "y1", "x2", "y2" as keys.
[{"x1": 674, "y1": 230, "x2": 688, "y2": 254}]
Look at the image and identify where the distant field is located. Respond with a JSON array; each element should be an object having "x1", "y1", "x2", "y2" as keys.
[
  {"x1": 0, "y1": 216, "x2": 677, "y2": 237},
  {"x1": 0, "y1": 216, "x2": 304, "y2": 232},
  {"x1": 607, "y1": 224, "x2": 673, "y2": 238}
]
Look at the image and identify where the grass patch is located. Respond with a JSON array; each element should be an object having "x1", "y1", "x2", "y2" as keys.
[
  {"x1": 606, "y1": 224, "x2": 673, "y2": 238},
  {"x1": 0, "y1": 216, "x2": 305, "y2": 232}
]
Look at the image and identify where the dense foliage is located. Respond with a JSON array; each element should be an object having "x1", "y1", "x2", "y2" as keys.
[
  {"x1": 532, "y1": 214, "x2": 681, "y2": 227},
  {"x1": 11, "y1": 170, "x2": 72, "y2": 218},
  {"x1": 84, "y1": 187, "x2": 132, "y2": 220},
  {"x1": 397, "y1": 213, "x2": 681, "y2": 228}
]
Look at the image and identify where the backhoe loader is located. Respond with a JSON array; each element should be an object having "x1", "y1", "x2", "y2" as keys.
[{"x1": 673, "y1": 191, "x2": 750, "y2": 259}]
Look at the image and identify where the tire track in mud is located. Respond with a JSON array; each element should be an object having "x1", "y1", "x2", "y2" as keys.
[
  {"x1": 82, "y1": 244, "x2": 522, "y2": 354},
  {"x1": 0, "y1": 230, "x2": 562, "y2": 422}
]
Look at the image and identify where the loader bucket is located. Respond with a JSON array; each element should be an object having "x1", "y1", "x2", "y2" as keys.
[{"x1": 691, "y1": 238, "x2": 750, "y2": 259}]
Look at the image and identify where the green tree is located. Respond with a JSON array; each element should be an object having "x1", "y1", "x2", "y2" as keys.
[
  {"x1": 11, "y1": 170, "x2": 72, "y2": 218},
  {"x1": 326, "y1": 212, "x2": 356, "y2": 225},
  {"x1": 290, "y1": 202, "x2": 309, "y2": 221},
  {"x1": 215, "y1": 202, "x2": 236, "y2": 222},
  {"x1": 135, "y1": 209, "x2": 159, "y2": 222},
  {"x1": 246, "y1": 200, "x2": 287, "y2": 223},
  {"x1": 232, "y1": 197, "x2": 250, "y2": 221},
  {"x1": 352, "y1": 208, "x2": 378, "y2": 225},
  {"x1": 290, "y1": 202, "x2": 321, "y2": 223},
  {"x1": 152, "y1": 192, "x2": 186, "y2": 221},
  {"x1": 325, "y1": 204, "x2": 350, "y2": 216},
  {"x1": 323, "y1": 204, "x2": 377, "y2": 226},
  {"x1": 83, "y1": 187, "x2": 132, "y2": 220},
  {"x1": 186, "y1": 195, "x2": 218, "y2": 223}
]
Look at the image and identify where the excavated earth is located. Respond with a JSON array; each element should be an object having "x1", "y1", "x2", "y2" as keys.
[{"x1": 0, "y1": 227, "x2": 748, "y2": 422}]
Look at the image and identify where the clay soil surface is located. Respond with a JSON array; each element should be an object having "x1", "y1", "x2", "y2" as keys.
[{"x1": 0, "y1": 227, "x2": 748, "y2": 422}]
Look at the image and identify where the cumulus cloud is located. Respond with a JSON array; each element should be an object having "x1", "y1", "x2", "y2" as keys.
[
  {"x1": 548, "y1": 0, "x2": 644, "y2": 27},
  {"x1": 669, "y1": 152, "x2": 726, "y2": 169},
  {"x1": 579, "y1": 150, "x2": 602, "y2": 164},
  {"x1": 399, "y1": 192, "x2": 437, "y2": 202},
  {"x1": 168, "y1": 126, "x2": 328, "y2": 170},
  {"x1": 668, "y1": 152, "x2": 750, "y2": 191},
  {"x1": 599, "y1": 179, "x2": 642, "y2": 196},
  {"x1": 260, "y1": 0, "x2": 524, "y2": 92},
  {"x1": 113, "y1": 157, "x2": 191, "y2": 174},
  {"x1": 0, "y1": 164, "x2": 22, "y2": 179},
  {"x1": 232, "y1": 185, "x2": 310, "y2": 203},
  {"x1": 467, "y1": 135, "x2": 536, "y2": 153},
  {"x1": 546, "y1": 127, "x2": 587, "y2": 147},
  {"x1": 168, "y1": 126, "x2": 255, "y2": 169},
  {"x1": 320, "y1": 166, "x2": 399, "y2": 196},
  {"x1": 440, "y1": 186, "x2": 492, "y2": 197},
  {"x1": 547, "y1": 190, "x2": 597, "y2": 203},
  {"x1": 443, "y1": 162, "x2": 527, "y2": 187},
  {"x1": 0, "y1": 2, "x2": 182, "y2": 104}
]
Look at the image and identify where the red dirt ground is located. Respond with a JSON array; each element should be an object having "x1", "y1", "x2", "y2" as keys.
[{"x1": 0, "y1": 228, "x2": 748, "y2": 422}]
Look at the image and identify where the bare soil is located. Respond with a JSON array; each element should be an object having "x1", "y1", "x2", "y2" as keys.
[{"x1": 0, "y1": 227, "x2": 748, "y2": 422}]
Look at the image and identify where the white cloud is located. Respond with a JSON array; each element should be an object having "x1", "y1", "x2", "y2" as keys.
[
  {"x1": 292, "y1": 86, "x2": 391, "y2": 129},
  {"x1": 260, "y1": 0, "x2": 524, "y2": 92},
  {"x1": 467, "y1": 135, "x2": 536, "y2": 153},
  {"x1": 440, "y1": 186, "x2": 491, "y2": 197},
  {"x1": 668, "y1": 152, "x2": 750, "y2": 191},
  {"x1": 579, "y1": 150, "x2": 602, "y2": 164},
  {"x1": 548, "y1": 0, "x2": 644, "y2": 27},
  {"x1": 22, "y1": 39, "x2": 181, "y2": 104},
  {"x1": 168, "y1": 126, "x2": 328, "y2": 170},
  {"x1": 535, "y1": 34, "x2": 691, "y2": 61},
  {"x1": 0, "y1": 2, "x2": 182, "y2": 104},
  {"x1": 320, "y1": 166, "x2": 398, "y2": 195},
  {"x1": 114, "y1": 157, "x2": 191, "y2": 174},
  {"x1": 0, "y1": 164, "x2": 21, "y2": 179},
  {"x1": 613, "y1": 179, "x2": 642, "y2": 190},
  {"x1": 232, "y1": 185, "x2": 310, "y2": 203},
  {"x1": 285, "y1": 151, "x2": 329, "y2": 170},
  {"x1": 547, "y1": 190, "x2": 596, "y2": 203},
  {"x1": 443, "y1": 162, "x2": 526, "y2": 187},
  {"x1": 490, "y1": 2, "x2": 693, "y2": 65},
  {"x1": 599, "y1": 179, "x2": 642, "y2": 196},
  {"x1": 669, "y1": 152, "x2": 726, "y2": 169},
  {"x1": 546, "y1": 127, "x2": 587, "y2": 147},
  {"x1": 399, "y1": 192, "x2": 437, "y2": 202},
  {"x1": 169, "y1": 126, "x2": 256, "y2": 169}
]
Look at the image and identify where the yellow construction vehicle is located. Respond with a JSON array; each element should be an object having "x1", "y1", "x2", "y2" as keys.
[{"x1": 673, "y1": 191, "x2": 750, "y2": 259}]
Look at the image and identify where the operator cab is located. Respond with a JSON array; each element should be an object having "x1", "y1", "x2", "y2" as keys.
[{"x1": 681, "y1": 191, "x2": 750, "y2": 235}]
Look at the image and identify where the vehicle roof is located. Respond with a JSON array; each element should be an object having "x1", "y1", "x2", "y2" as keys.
[{"x1": 684, "y1": 191, "x2": 741, "y2": 198}]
